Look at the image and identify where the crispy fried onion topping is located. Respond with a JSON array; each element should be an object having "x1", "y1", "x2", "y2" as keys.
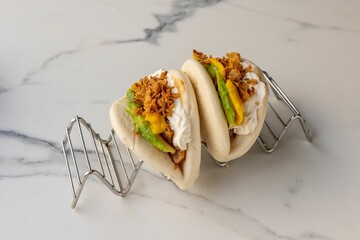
[
  {"x1": 132, "y1": 71, "x2": 179, "y2": 117},
  {"x1": 193, "y1": 50, "x2": 257, "y2": 102},
  {"x1": 131, "y1": 71, "x2": 185, "y2": 166}
]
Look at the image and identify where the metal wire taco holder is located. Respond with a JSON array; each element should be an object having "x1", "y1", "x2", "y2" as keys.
[{"x1": 61, "y1": 70, "x2": 312, "y2": 209}]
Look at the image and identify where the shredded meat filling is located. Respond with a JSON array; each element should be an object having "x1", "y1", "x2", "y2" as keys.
[
  {"x1": 171, "y1": 149, "x2": 186, "y2": 165},
  {"x1": 131, "y1": 71, "x2": 186, "y2": 166},
  {"x1": 160, "y1": 119, "x2": 186, "y2": 165}
]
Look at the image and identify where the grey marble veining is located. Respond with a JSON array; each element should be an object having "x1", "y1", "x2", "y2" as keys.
[
  {"x1": 21, "y1": 0, "x2": 221, "y2": 86},
  {"x1": 0, "y1": 0, "x2": 359, "y2": 239}
]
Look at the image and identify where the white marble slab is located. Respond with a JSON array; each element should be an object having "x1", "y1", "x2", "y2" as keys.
[{"x1": 1, "y1": 0, "x2": 359, "y2": 239}]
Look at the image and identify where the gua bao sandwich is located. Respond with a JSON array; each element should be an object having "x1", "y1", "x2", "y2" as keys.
[
  {"x1": 181, "y1": 50, "x2": 269, "y2": 162},
  {"x1": 110, "y1": 69, "x2": 201, "y2": 189}
]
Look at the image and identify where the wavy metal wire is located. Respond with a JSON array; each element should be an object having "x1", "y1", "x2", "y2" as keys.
[
  {"x1": 257, "y1": 71, "x2": 312, "y2": 153},
  {"x1": 61, "y1": 71, "x2": 312, "y2": 208},
  {"x1": 61, "y1": 116, "x2": 143, "y2": 209}
]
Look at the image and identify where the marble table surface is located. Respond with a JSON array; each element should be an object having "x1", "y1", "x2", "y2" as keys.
[{"x1": 1, "y1": 0, "x2": 359, "y2": 239}]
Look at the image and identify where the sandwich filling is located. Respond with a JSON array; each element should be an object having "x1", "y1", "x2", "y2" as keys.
[
  {"x1": 193, "y1": 50, "x2": 266, "y2": 135},
  {"x1": 127, "y1": 70, "x2": 191, "y2": 165}
]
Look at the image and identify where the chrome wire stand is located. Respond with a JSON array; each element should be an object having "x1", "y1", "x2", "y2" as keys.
[
  {"x1": 257, "y1": 71, "x2": 312, "y2": 153},
  {"x1": 61, "y1": 71, "x2": 311, "y2": 208},
  {"x1": 61, "y1": 116, "x2": 143, "y2": 209}
]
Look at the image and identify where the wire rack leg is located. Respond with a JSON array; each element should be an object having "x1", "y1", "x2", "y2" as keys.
[
  {"x1": 258, "y1": 71, "x2": 312, "y2": 153},
  {"x1": 61, "y1": 116, "x2": 143, "y2": 209}
]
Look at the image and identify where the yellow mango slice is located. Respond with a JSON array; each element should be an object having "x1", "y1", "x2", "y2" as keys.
[
  {"x1": 145, "y1": 113, "x2": 167, "y2": 135},
  {"x1": 209, "y1": 58, "x2": 226, "y2": 79},
  {"x1": 225, "y1": 80, "x2": 244, "y2": 125}
]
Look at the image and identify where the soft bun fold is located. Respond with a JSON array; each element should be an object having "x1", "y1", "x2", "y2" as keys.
[
  {"x1": 110, "y1": 70, "x2": 201, "y2": 189},
  {"x1": 181, "y1": 59, "x2": 269, "y2": 162}
]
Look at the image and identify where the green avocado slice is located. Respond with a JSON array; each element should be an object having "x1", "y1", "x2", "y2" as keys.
[
  {"x1": 126, "y1": 89, "x2": 176, "y2": 154},
  {"x1": 205, "y1": 64, "x2": 235, "y2": 125}
]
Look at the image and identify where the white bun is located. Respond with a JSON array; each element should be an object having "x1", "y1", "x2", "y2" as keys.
[
  {"x1": 109, "y1": 70, "x2": 201, "y2": 189},
  {"x1": 181, "y1": 59, "x2": 269, "y2": 162}
]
